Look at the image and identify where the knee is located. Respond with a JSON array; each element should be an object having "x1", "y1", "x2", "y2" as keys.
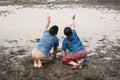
[
  {"x1": 62, "y1": 57, "x2": 66, "y2": 62},
  {"x1": 62, "y1": 57, "x2": 70, "y2": 64}
]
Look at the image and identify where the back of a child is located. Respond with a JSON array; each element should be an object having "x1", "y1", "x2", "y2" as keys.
[{"x1": 32, "y1": 16, "x2": 59, "y2": 68}]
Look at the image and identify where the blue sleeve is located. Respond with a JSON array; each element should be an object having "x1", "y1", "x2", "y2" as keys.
[
  {"x1": 62, "y1": 39, "x2": 67, "y2": 51},
  {"x1": 72, "y1": 29, "x2": 79, "y2": 38},
  {"x1": 43, "y1": 28, "x2": 49, "y2": 34},
  {"x1": 72, "y1": 29, "x2": 77, "y2": 35}
]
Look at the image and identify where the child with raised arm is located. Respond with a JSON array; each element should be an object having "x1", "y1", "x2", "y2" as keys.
[
  {"x1": 61, "y1": 15, "x2": 87, "y2": 69},
  {"x1": 32, "y1": 16, "x2": 59, "y2": 68}
]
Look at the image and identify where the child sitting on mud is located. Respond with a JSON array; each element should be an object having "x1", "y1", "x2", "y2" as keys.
[
  {"x1": 61, "y1": 15, "x2": 87, "y2": 69},
  {"x1": 32, "y1": 16, "x2": 59, "y2": 68}
]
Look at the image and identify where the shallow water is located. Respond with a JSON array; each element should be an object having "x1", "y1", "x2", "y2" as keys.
[{"x1": 0, "y1": 5, "x2": 120, "y2": 54}]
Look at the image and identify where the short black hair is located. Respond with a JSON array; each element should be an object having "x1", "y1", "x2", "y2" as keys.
[
  {"x1": 49, "y1": 25, "x2": 58, "y2": 36},
  {"x1": 64, "y1": 27, "x2": 72, "y2": 36},
  {"x1": 64, "y1": 27, "x2": 73, "y2": 42}
]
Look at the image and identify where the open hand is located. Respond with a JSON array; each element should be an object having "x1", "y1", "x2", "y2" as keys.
[{"x1": 72, "y1": 15, "x2": 75, "y2": 20}]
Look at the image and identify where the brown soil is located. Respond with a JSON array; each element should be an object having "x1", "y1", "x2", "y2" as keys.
[{"x1": 0, "y1": 43, "x2": 120, "y2": 80}]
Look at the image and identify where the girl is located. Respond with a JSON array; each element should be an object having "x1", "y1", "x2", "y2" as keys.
[
  {"x1": 61, "y1": 15, "x2": 87, "y2": 69},
  {"x1": 32, "y1": 16, "x2": 59, "y2": 68}
]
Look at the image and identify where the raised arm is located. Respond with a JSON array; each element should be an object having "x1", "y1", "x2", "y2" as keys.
[
  {"x1": 71, "y1": 15, "x2": 75, "y2": 28},
  {"x1": 45, "y1": 16, "x2": 51, "y2": 29}
]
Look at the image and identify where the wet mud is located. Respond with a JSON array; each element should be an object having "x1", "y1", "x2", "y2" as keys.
[{"x1": 0, "y1": 38, "x2": 120, "y2": 80}]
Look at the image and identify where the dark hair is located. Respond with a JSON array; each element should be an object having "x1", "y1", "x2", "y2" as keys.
[
  {"x1": 49, "y1": 25, "x2": 58, "y2": 36},
  {"x1": 64, "y1": 27, "x2": 73, "y2": 42}
]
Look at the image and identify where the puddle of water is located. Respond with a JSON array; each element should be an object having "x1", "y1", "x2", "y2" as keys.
[{"x1": 0, "y1": 5, "x2": 120, "y2": 51}]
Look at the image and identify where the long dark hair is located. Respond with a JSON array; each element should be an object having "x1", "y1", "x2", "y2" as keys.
[
  {"x1": 49, "y1": 25, "x2": 58, "y2": 36},
  {"x1": 64, "y1": 27, "x2": 73, "y2": 42}
]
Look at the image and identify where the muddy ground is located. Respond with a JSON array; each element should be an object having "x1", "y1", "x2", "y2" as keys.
[
  {"x1": 0, "y1": 38, "x2": 120, "y2": 80},
  {"x1": 0, "y1": 0, "x2": 120, "y2": 80}
]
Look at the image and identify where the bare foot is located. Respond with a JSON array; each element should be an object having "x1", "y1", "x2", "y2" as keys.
[
  {"x1": 37, "y1": 64, "x2": 43, "y2": 68},
  {"x1": 71, "y1": 64, "x2": 79, "y2": 70},
  {"x1": 68, "y1": 61, "x2": 79, "y2": 69},
  {"x1": 79, "y1": 63, "x2": 83, "y2": 69},
  {"x1": 77, "y1": 59, "x2": 84, "y2": 69},
  {"x1": 37, "y1": 60, "x2": 43, "y2": 68},
  {"x1": 34, "y1": 59, "x2": 38, "y2": 68}
]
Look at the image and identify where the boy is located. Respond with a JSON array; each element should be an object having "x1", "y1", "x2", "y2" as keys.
[{"x1": 32, "y1": 16, "x2": 59, "y2": 68}]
